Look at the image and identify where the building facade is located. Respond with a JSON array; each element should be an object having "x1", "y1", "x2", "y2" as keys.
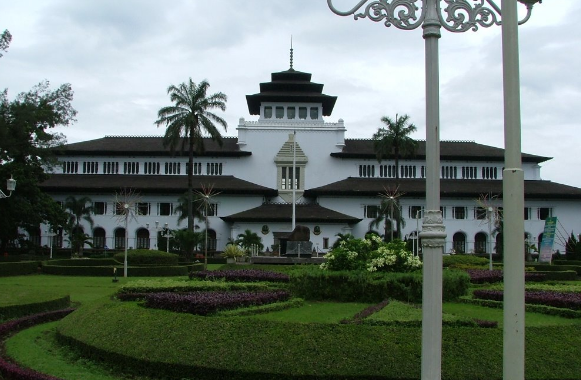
[{"x1": 36, "y1": 65, "x2": 581, "y2": 256}]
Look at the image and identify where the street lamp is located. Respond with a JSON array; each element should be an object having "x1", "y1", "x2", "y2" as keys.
[
  {"x1": 0, "y1": 176, "x2": 16, "y2": 199},
  {"x1": 327, "y1": 1, "x2": 541, "y2": 379},
  {"x1": 159, "y1": 222, "x2": 173, "y2": 253},
  {"x1": 151, "y1": 221, "x2": 171, "y2": 251}
]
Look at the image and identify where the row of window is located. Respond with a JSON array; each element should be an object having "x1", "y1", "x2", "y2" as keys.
[
  {"x1": 358, "y1": 164, "x2": 501, "y2": 180},
  {"x1": 61, "y1": 161, "x2": 224, "y2": 176},
  {"x1": 264, "y1": 106, "x2": 319, "y2": 120},
  {"x1": 364, "y1": 205, "x2": 553, "y2": 220},
  {"x1": 90, "y1": 202, "x2": 218, "y2": 217}
]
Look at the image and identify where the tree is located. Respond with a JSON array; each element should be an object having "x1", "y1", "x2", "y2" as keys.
[
  {"x1": 235, "y1": 229, "x2": 264, "y2": 255},
  {"x1": 173, "y1": 192, "x2": 204, "y2": 227},
  {"x1": 64, "y1": 196, "x2": 94, "y2": 256},
  {"x1": 373, "y1": 114, "x2": 417, "y2": 181},
  {"x1": 0, "y1": 81, "x2": 75, "y2": 253},
  {"x1": 370, "y1": 196, "x2": 406, "y2": 242},
  {"x1": 1, "y1": 29, "x2": 11, "y2": 58},
  {"x1": 155, "y1": 79, "x2": 227, "y2": 235}
]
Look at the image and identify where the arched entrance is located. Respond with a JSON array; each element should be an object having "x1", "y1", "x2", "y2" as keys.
[
  {"x1": 452, "y1": 232, "x2": 466, "y2": 254},
  {"x1": 114, "y1": 228, "x2": 125, "y2": 249}
]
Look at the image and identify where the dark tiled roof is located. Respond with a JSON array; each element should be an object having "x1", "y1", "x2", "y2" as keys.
[
  {"x1": 332, "y1": 140, "x2": 551, "y2": 163},
  {"x1": 221, "y1": 203, "x2": 362, "y2": 224},
  {"x1": 57, "y1": 136, "x2": 250, "y2": 157},
  {"x1": 304, "y1": 177, "x2": 581, "y2": 200},
  {"x1": 39, "y1": 174, "x2": 278, "y2": 196},
  {"x1": 246, "y1": 69, "x2": 337, "y2": 116}
]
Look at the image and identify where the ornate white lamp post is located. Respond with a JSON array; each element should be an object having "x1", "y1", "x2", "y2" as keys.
[
  {"x1": 327, "y1": 1, "x2": 542, "y2": 379},
  {"x1": 0, "y1": 176, "x2": 16, "y2": 199}
]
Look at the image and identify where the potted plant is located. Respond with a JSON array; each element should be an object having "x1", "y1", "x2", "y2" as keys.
[{"x1": 221, "y1": 244, "x2": 245, "y2": 264}]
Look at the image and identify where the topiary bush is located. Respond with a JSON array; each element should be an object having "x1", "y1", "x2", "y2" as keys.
[
  {"x1": 443, "y1": 254, "x2": 490, "y2": 269},
  {"x1": 113, "y1": 249, "x2": 179, "y2": 266}
]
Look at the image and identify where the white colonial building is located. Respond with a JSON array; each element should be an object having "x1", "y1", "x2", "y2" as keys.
[{"x1": 37, "y1": 65, "x2": 581, "y2": 256}]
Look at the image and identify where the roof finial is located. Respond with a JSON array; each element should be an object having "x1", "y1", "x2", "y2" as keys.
[{"x1": 290, "y1": 35, "x2": 294, "y2": 70}]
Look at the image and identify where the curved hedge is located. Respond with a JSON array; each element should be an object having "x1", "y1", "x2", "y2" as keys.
[
  {"x1": 0, "y1": 261, "x2": 40, "y2": 277},
  {"x1": 56, "y1": 299, "x2": 581, "y2": 380},
  {"x1": 43, "y1": 258, "x2": 118, "y2": 267},
  {"x1": 113, "y1": 249, "x2": 179, "y2": 265},
  {"x1": 0, "y1": 295, "x2": 71, "y2": 322}
]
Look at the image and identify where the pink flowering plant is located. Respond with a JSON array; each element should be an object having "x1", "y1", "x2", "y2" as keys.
[{"x1": 321, "y1": 235, "x2": 421, "y2": 273}]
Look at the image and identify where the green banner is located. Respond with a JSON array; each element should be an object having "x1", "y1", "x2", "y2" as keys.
[{"x1": 539, "y1": 217, "x2": 557, "y2": 263}]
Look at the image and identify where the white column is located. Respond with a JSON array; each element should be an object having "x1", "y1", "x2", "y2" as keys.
[
  {"x1": 420, "y1": 1, "x2": 446, "y2": 379},
  {"x1": 501, "y1": 1, "x2": 525, "y2": 379}
]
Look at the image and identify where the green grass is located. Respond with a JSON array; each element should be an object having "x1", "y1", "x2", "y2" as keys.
[{"x1": 5, "y1": 322, "x2": 154, "y2": 380}]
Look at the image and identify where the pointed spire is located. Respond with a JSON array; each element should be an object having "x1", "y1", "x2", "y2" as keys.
[{"x1": 290, "y1": 35, "x2": 294, "y2": 70}]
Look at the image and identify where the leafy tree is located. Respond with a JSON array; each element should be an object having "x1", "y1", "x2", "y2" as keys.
[
  {"x1": 173, "y1": 192, "x2": 204, "y2": 226},
  {"x1": 235, "y1": 229, "x2": 264, "y2": 254},
  {"x1": 155, "y1": 79, "x2": 227, "y2": 234},
  {"x1": 373, "y1": 114, "x2": 417, "y2": 181},
  {"x1": 565, "y1": 233, "x2": 581, "y2": 261},
  {"x1": 173, "y1": 229, "x2": 204, "y2": 259},
  {"x1": 1, "y1": 29, "x2": 11, "y2": 58},
  {"x1": 332, "y1": 233, "x2": 355, "y2": 249},
  {"x1": 0, "y1": 81, "x2": 75, "y2": 253},
  {"x1": 64, "y1": 196, "x2": 94, "y2": 256}
]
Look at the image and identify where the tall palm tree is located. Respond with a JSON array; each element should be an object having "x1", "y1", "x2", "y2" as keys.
[
  {"x1": 373, "y1": 114, "x2": 417, "y2": 181},
  {"x1": 64, "y1": 195, "x2": 94, "y2": 256},
  {"x1": 155, "y1": 79, "x2": 227, "y2": 233}
]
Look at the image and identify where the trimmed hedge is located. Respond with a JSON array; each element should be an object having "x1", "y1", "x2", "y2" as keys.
[
  {"x1": 43, "y1": 258, "x2": 118, "y2": 267},
  {"x1": 113, "y1": 249, "x2": 179, "y2": 265},
  {"x1": 0, "y1": 295, "x2": 71, "y2": 322},
  {"x1": 56, "y1": 299, "x2": 581, "y2": 380},
  {"x1": 443, "y1": 254, "x2": 490, "y2": 268},
  {"x1": 41, "y1": 264, "x2": 188, "y2": 277},
  {"x1": 117, "y1": 279, "x2": 276, "y2": 297},
  {"x1": 288, "y1": 268, "x2": 469, "y2": 303},
  {"x1": 526, "y1": 263, "x2": 581, "y2": 276},
  {"x1": 0, "y1": 261, "x2": 40, "y2": 277}
]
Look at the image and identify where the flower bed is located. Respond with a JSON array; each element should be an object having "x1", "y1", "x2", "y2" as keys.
[
  {"x1": 466, "y1": 269, "x2": 545, "y2": 284},
  {"x1": 473, "y1": 289, "x2": 581, "y2": 310},
  {"x1": 144, "y1": 289, "x2": 291, "y2": 315},
  {"x1": 0, "y1": 308, "x2": 74, "y2": 380},
  {"x1": 189, "y1": 269, "x2": 290, "y2": 283}
]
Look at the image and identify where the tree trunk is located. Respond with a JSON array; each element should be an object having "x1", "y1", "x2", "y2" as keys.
[{"x1": 187, "y1": 126, "x2": 195, "y2": 260}]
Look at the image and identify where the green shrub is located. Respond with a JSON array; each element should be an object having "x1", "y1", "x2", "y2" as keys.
[
  {"x1": 443, "y1": 254, "x2": 489, "y2": 268},
  {"x1": 288, "y1": 267, "x2": 469, "y2": 303},
  {"x1": 112, "y1": 249, "x2": 179, "y2": 265},
  {"x1": 43, "y1": 258, "x2": 118, "y2": 267},
  {"x1": 0, "y1": 261, "x2": 39, "y2": 277},
  {"x1": 117, "y1": 279, "x2": 276, "y2": 295},
  {"x1": 0, "y1": 295, "x2": 70, "y2": 321},
  {"x1": 321, "y1": 236, "x2": 421, "y2": 273}
]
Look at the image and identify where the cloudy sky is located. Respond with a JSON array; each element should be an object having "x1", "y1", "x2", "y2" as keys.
[{"x1": 1, "y1": 1, "x2": 579, "y2": 187}]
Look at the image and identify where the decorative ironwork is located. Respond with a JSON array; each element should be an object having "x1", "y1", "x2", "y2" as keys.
[{"x1": 327, "y1": 0, "x2": 541, "y2": 33}]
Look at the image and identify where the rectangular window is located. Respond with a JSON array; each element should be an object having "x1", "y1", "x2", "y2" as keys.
[
  {"x1": 440, "y1": 206, "x2": 446, "y2": 219},
  {"x1": 409, "y1": 206, "x2": 423, "y2": 219},
  {"x1": 159, "y1": 202, "x2": 173, "y2": 216},
  {"x1": 323, "y1": 237, "x2": 329, "y2": 250},
  {"x1": 310, "y1": 107, "x2": 319, "y2": 120},
  {"x1": 364, "y1": 205, "x2": 379, "y2": 219},
  {"x1": 299, "y1": 107, "x2": 307, "y2": 119},
  {"x1": 281, "y1": 167, "x2": 286, "y2": 190},
  {"x1": 287, "y1": 107, "x2": 296, "y2": 119},
  {"x1": 264, "y1": 106, "x2": 272, "y2": 119},
  {"x1": 538, "y1": 207, "x2": 552, "y2": 220},
  {"x1": 202, "y1": 203, "x2": 218, "y2": 217},
  {"x1": 136, "y1": 202, "x2": 150, "y2": 216},
  {"x1": 475, "y1": 207, "x2": 487, "y2": 220},
  {"x1": 275, "y1": 106, "x2": 284, "y2": 119},
  {"x1": 453, "y1": 207, "x2": 466, "y2": 219},
  {"x1": 94, "y1": 202, "x2": 107, "y2": 215},
  {"x1": 524, "y1": 207, "x2": 531, "y2": 220}
]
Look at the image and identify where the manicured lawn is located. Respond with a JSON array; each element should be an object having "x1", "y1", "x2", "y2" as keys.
[{"x1": 248, "y1": 301, "x2": 372, "y2": 323}]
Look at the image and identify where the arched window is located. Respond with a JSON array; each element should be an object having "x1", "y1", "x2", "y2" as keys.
[
  {"x1": 495, "y1": 233, "x2": 504, "y2": 256},
  {"x1": 93, "y1": 227, "x2": 106, "y2": 249},
  {"x1": 136, "y1": 228, "x2": 150, "y2": 249},
  {"x1": 114, "y1": 228, "x2": 126, "y2": 249},
  {"x1": 453, "y1": 232, "x2": 466, "y2": 254},
  {"x1": 474, "y1": 232, "x2": 487, "y2": 254}
]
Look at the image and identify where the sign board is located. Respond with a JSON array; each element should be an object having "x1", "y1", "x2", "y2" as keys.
[{"x1": 538, "y1": 217, "x2": 557, "y2": 263}]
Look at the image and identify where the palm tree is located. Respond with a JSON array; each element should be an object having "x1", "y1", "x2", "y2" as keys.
[
  {"x1": 373, "y1": 114, "x2": 417, "y2": 181},
  {"x1": 370, "y1": 196, "x2": 406, "y2": 242},
  {"x1": 173, "y1": 193, "x2": 205, "y2": 227},
  {"x1": 155, "y1": 79, "x2": 227, "y2": 234},
  {"x1": 64, "y1": 195, "x2": 94, "y2": 256},
  {"x1": 236, "y1": 229, "x2": 264, "y2": 255}
]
